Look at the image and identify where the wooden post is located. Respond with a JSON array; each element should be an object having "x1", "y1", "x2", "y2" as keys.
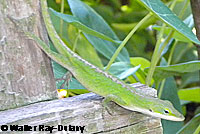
[
  {"x1": 0, "y1": 0, "x2": 56, "y2": 110},
  {"x1": 0, "y1": 83, "x2": 163, "y2": 133}
]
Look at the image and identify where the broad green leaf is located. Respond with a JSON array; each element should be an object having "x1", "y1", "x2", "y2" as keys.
[
  {"x1": 153, "y1": 61, "x2": 200, "y2": 73},
  {"x1": 130, "y1": 57, "x2": 150, "y2": 70},
  {"x1": 49, "y1": 41, "x2": 69, "y2": 89},
  {"x1": 171, "y1": 43, "x2": 195, "y2": 64},
  {"x1": 145, "y1": 61, "x2": 200, "y2": 82},
  {"x1": 107, "y1": 62, "x2": 140, "y2": 79},
  {"x1": 68, "y1": 0, "x2": 118, "y2": 39},
  {"x1": 178, "y1": 87, "x2": 200, "y2": 103},
  {"x1": 138, "y1": 0, "x2": 200, "y2": 45},
  {"x1": 94, "y1": 5, "x2": 114, "y2": 24},
  {"x1": 49, "y1": 8, "x2": 121, "y2": 44},
  {"x1": 68, "y1": 78, "x2": 86, "y2": 90},
  {"x1": 152, "y1": 15, "x2": 194, "y2": 43},
  {"x1": 67, "y1": 0, "x2": 130, "y2": 62},
  {"x1": 160, "y1": 77, "x2": 183, "y2": 134},
  {"x1": 180, "y1": 71, "x2": 199, "y2": 88},
  {"x1": 129, "y1": 57, "x2": 151, "y2": 84},
  {"x1": 53, "y1": 60, "x2": 88, "y2": 95},
  {"x1": 177, "y1": 113, "x2": 200, "y2": 134},
  {"x1": 49, "y1": 8, "x2": 103, "y2": 68},
  {"x1": 49, "y1": 41, "x2": 87, "y2": 92},
  {"x1": 68, "y1": 78, "x2": 90, "y2": 95},
  {"x1": 153, "y1": 26, "x2": 191, "y2": 43},
  {"x1": 66, "y1": 25, "x2": 103, "y2": 68}
]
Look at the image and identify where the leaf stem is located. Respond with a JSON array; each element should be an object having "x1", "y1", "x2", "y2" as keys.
[
  {"x1": 178, "y1": 0, "x2": 190, "y2": 18},
  {"x1": 145, "y1": 0, "x2": 178, "y2": 86},
  {"x1": 158, "y1": 38, "x2": 177, "y2": 98},
  {"x1": 105, "y1": 13, "x2": 152, "y2": 71},
  {"x1": 158, "y1": 0, "x2": 190, "y2": 97},
  {"x1": 59, "y1": 0, "x2": 65, "y2": 36},
  {"x1": 145, "y1": 23, "x2": 166, "y2": 86},
  {"x1": 72, "y1": 30, "x2": 81, "y2": 52},
  {"x1": 193, "y1": 124, "x2": 200, "y2": 134},
  {"x1": 168, "y1": 40, "x2": 178, "y2": 65}
]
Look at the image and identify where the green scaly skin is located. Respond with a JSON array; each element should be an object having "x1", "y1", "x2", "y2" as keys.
[{"x1": 26, "y1": 0, "x2": 185, "y2": 121}]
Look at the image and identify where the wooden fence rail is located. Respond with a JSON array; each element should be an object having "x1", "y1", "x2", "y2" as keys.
[{"x1": 0, "y1": 83, "x2": 162, "y2": 134}]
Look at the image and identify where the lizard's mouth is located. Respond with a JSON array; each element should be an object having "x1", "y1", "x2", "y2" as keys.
[
  {"x1": 153, "y1": 113, "x2": 185, "y2": 121},
  {"x1": 122, "y1": 106, "x2": 185, "y2": 121}
]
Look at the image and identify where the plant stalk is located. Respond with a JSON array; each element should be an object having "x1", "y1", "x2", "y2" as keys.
[
  {"x1": 158, "y1": 0, "x2": 191, "y2": 98},
  {"x1": 59, "y1": 0, "x2": 65, "y2": 36},
  {"x1": 145, "y1": 0, "x2": 178, "y2": 86},
  {"x1": 105, "y1": 13, "x2": 152, "y2": 71}
]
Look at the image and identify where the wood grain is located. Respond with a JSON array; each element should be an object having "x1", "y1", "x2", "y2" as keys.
[{"x1": 0, "y1": 83, "x2": 162, "y2": 134}]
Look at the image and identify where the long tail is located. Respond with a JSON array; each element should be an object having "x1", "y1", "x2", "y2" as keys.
[
  {"x1": 40, "y1": 0, "x2": 76, "y2": 59},
  {"x1": 25, "y1": 32, "x2": 74, "y2": 71}
]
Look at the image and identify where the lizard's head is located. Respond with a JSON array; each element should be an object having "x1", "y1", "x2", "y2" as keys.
[
  {"x1": 123, "y1": 97, "x2": 184, "y2": 121},
  {"x1": 144, "y1": 99, "x2": 185, "y2": 121}
]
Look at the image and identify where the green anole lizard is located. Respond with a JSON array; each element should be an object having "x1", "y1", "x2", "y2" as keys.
[{"x1": 26, "y1": 0, "x2": 184, "y2": 121}]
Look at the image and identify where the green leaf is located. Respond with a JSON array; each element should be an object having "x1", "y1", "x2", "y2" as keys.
[
  {"x1": 68, "y1": 78, "x2": 86, "y2": 90},
  {"x1": 179, "y1": 71, "x2": 199, "y2": 88},
  {"x1": 66, "y1": 25, "x2": 103, "y2": 68},
  {"x1": 178, "y1": 87, "x2": 200, "y2": 103},
  {"x1": 130, "y1": 57, "x2": 150, "y2": 70},
  {"x1": 153, "y1": 26, "x2": 191, "y2": 43},
  {"x1": 171, "y1": 43, "x2": 196, "y2": 64},
  {"x1": 67, "y1": 0, "x2": 130, "y2": 62},
  {"x1": 152, "y1": 15, "x2": 194, "y2": 43},
  {"x1": 49, "y1": 8, "x2": 121, "y2": 44},
  {"x1": 154, "y1": 61, "x2": 200, "y2": 73},
  {"x1": 49, "y1": 41, "x2": 86, "y2": 91},
  {"x1": 49, "y1": 8, "x2": 103, "y2": 68},
  {"x1": 177, "y1": 113, "x2": 200, "y2": 134},
  {"x1": 107, "y1": 62, "x2": 140, "y2": 79},
  {"x1": 160, "y1": 77, "x2": 183, "y2": 134},
  {"x1": 53, "y1": 59, "x2": 87, "y2": 93},
  {"x1": 145, "y1": 61, "x2": 200, "y2": 82},
  {"x1": 138, "y1": 0, "x2": 200, "y2": 45},
  {"x1": 129, "y1": 57, "x2": 151, "y2": 84}
]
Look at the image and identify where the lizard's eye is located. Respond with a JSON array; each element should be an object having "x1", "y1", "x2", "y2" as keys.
[{"x1": 164, "y1": 109, "x2": 170, "y2": 114}]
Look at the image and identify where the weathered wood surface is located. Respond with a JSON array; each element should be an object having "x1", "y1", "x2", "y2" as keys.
[
  {"x1": 0, "y1": 0, "x2": 56, "y2": 111},
  {"x1": 0, "y1": 83, "x2": 163, "y2": 134}
]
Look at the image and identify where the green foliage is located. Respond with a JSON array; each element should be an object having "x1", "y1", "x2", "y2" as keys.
[
  {"x1": 49, "y1": 8, "x2": 120, "y2": 44},
  {"x1": 130, "y1": 57, "x2": 151, "y2": 84},
  {"x1": 152, "y1": 14, "x2": 194, "y2": 43},
  {"x1": 178, "y1": 88, "x2": 200, "y2": 103},
  {"x1": 138, "y1": 0, "x2": 200, "y2": 45},
  {"x1": 160, "y1": 77, "x2": 183, "y2": 134},
  {"x1": 107, "y1": 62, "x2": 140, "y2": 79},
  {"x1": 145, "y1": 61, "x2": 200, "y2": 82},
  {"x1": 47, "y1": 0, "x2": 199, "y2": 133},
  {"x1": 67, "y1": 0, "x2": 130, "y2": 62},
  {"x1": 177, "y1": 113, "x2": 200, "y2": 134}
]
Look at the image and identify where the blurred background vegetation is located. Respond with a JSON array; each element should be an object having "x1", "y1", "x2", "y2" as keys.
[{"x1": 47, "y1": 0, "x2": 200, "y2": 133}]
